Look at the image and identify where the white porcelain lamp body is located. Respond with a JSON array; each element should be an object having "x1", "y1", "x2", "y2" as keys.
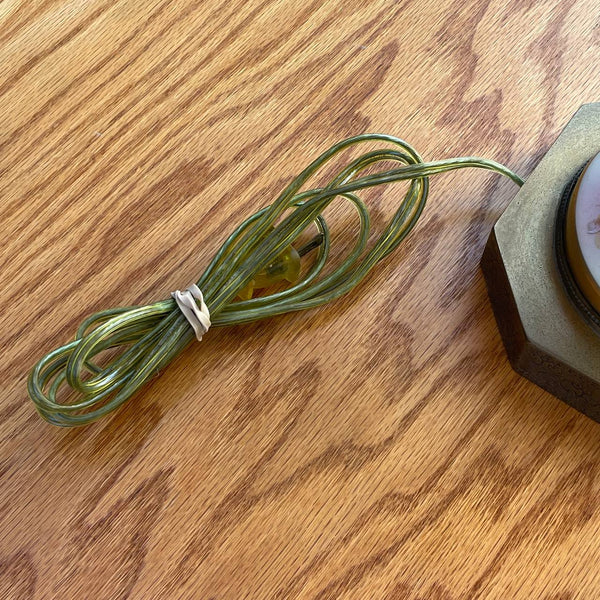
[{"x1": 566, "y1": 152, "x2": 600, "y2": 314}]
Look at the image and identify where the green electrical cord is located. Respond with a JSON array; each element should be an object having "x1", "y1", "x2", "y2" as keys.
[{"x1": 28, "y1": 134, "x2": 524, "y2": 427}]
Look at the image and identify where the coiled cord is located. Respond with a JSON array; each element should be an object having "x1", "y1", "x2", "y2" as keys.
[{"x1": 28, "y1": 134, "x2": 523, "y2": 426}]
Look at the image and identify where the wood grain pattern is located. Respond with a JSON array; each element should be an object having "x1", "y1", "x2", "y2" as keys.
[{"x1": 1, "y1": 1, "x2": 600, "y2": 597}]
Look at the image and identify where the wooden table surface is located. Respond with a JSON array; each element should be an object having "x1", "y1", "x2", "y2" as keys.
[{"x1": 2, "y1": 1, "x2": 600, "y2": 598}]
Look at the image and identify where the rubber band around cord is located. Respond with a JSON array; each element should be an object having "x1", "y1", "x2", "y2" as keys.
[{"x1": 171, "y1": 284, "x2": 211, "y2": 341}]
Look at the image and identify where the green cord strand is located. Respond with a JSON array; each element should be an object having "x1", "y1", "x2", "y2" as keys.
[{"x1": 27, "y1": 134, "x2": 524, "y2": 426}]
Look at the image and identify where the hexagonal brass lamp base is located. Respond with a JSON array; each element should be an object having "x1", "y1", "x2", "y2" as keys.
[{"x1": 481, "y1": 103, "x2": 600, "y2": 423}]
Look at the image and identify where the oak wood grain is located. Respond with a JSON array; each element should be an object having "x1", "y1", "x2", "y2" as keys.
[{"x1": 2, "y1": 1, "x2": 600, "y2": 598}]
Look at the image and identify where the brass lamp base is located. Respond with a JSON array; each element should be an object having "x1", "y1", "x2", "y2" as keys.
[{"x1": 481, "y1": 103, "x2": 600, "y2": 423}]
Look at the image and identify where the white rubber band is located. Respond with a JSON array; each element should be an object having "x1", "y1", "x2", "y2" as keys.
[{"x1": 171, "y1": 284, "x2": 211, "y2": 341}]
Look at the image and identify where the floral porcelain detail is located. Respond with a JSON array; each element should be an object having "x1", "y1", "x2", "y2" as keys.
[{"x1": 576, "y1": 153, "x2": 600, "y2": 262}]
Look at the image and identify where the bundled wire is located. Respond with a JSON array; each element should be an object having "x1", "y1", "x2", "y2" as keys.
[{"x1": 28, "y1": 134, "x2": 523, "y2": 426}]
